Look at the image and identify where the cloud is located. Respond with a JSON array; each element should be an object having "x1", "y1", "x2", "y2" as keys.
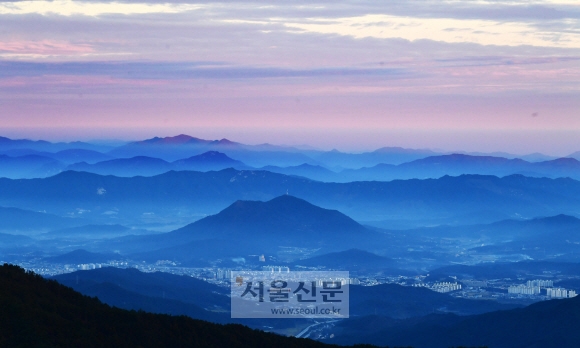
[
  {"x1": 1, "y1": 1, "x2": 578, "y2": 67},
  {"x1": 434, "y1": 55, "x2": 580, "y2": 67},
  {"x1": 0, "y1": 60, "x2": 408, "y2": 80},
  {"x1": 274, "y1": 14, "x2": 580, "y2": 48},
  {"x1": 0, "y1": 1, "x2": 202, "y2": 16},
  {"x1": 0, "y1": 40, "x2": 94, "y2": 56}
]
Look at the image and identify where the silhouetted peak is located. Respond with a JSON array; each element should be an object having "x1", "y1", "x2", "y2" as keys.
[
  {"x1": 138, "y1": 134, "x2": 210, "y2": 145},
  {"x1": 203, "y1": 195, "x2": 360, "y2": 228},
  {"x1": 216, "y1": 138, "x2": 236, "y2": 145},
  {"x1": 267, "y1": 194, "x2": 313, "y2": 206},
  {"x1": 222, "y1": 195, "x2": 312, "y2": 212}
]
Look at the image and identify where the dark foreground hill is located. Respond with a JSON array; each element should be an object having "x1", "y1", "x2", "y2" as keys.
[
  {"x1": 332, "y1": 294, "x2": 580, "y2": 348},
  {"x1": 0, "y1": 264, "x2": 367, "y2": 348}
]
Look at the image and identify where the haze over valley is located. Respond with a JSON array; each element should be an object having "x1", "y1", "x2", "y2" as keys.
[{"x1": 1, "y1": 134, "x2": 580, "y2": 346}]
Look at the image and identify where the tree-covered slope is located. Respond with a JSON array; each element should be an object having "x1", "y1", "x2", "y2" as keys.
[{"x1": 0, "y1": 264, "x2": 372, "y2": 348}]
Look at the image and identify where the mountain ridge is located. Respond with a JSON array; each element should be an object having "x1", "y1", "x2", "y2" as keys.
[
  {"x1": 66, "y1": 151, "x2": 249, "y2": 176},
  {"x1": 2, "y1": 169, "x2": 580, "y2": 224}
]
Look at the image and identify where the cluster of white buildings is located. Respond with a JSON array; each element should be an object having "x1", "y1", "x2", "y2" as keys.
[
  {"x1": 64, "y1": 263, "x2": 104, "y2": 271},
  {"x1": 547, "y1": 288, "x2": 577, "y2": 298},
  {"x1": 508, "y1": 284, "x2": 540, "y2": 295},
  {"x1": 431, "y1": 282, "x2": 462, "y2": 293},
  {"x1": 508, "y1": 279, "x2": 576, "y2": 298}
]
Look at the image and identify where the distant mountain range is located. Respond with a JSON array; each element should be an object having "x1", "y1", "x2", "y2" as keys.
[
  {"x1": 61, "y1": 152, "x2": 580, "y2": 183},
  {"x1": 312, "y1": 147, "x2": 439, "y2": 168},
  {"x1": 3, "y1": 134, "x2": 578, "y2": 180},
  {"x1": 173, "y1": 151, "x2": 249, "y2": 171},
  {"x1": 77, "y1": 152, "x2": 580, "y2": 183},
  {"x1": 337, "y1": 154, "x2": 580, "y2": 182},
  {"x1": 0, "y1": 136, "x2": 113, "y2": 153},
  {"x1": 66, "y1": 151, "x2": 249, "y2": 176},
  {"x1": 68, "y1": 156, "x2": 172, "y2": 176},
  {"x1": 107, "y1": 134, "x2": 317, "y2": 166},
  {"x1": 2, "y1": 169, "x2": 580, "y2": 225},
  {"x1": 114, "y1": 135, "x2": 566, "y2": 167},
  {"x1": 0, "y1": 150, "x2": 250, "y2": 179},
  {"x1": 1, "y1": 148, "x2": 114, "y2": 164},
  {"x1": 6, "y1": 151, "x2": 580, "y2": 182},
  {"x1": 0, "y1": 149, "x2": 115, "y2": 179},
  {"x1": 269, "y1": 154, "x2": 580, "y2": 182}
]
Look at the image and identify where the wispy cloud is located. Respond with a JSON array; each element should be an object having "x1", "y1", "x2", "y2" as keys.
[
  {"x1": 0, "y1": 40, "x2": 94, "y2": 56},
  {"x1": 434, "y1": 55, "x2": 580, "y2": 67},
  {"x1": 0, "y1": 1, "x2": 202, "y2": 16},
  {"x1": 258, "y1": 14, "x2": 580, "y2": 48},
  {"x1": 0, "y1": 60, "x2": 408, "y2": 80}
]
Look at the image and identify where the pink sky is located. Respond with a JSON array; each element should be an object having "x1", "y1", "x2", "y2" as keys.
[{"x1": 0, "y1": 1, "x2": 579, "y2": 155}]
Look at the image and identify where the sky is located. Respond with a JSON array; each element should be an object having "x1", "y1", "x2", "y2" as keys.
[{"x1": 0, "y1": 0, "x2": 579, "y2": 155}]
